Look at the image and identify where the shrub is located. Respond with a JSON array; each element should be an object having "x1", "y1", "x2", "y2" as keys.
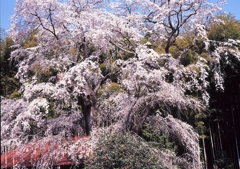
[
  {"x1": 85, "y1": 132, "x2": 165, "y2": 169},
  {"x1": 141, "y1": 123, "x2": 176, "y2": 151}
]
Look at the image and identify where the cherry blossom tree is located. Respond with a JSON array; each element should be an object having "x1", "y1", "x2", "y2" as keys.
[
  {"x1": 110, "y1": 0, "x2": 226, "y2": 55},
  {"x1": 1, "y1": 0, "x2": 240, "y2": 168}
]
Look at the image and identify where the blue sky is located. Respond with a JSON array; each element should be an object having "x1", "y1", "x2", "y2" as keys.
[
  {"x1": 1, "y1": 0, "x2": 16, "y2": 31},
  {"x1": 1, "y1": 0, "x2": 240, "y2": 32}
]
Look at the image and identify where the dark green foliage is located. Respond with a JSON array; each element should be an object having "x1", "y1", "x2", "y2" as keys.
[
  {"x1": 29, "y1": 64, "x2": 58, "y2": 83},
  {"x1": 1, "y1": 77, "x2": 21, "y2": 97},
  {"x1": 0, "y1": 36, "x2": 21, "y2": 97},
  {"x1": 194, "y1": 113, "x2": 207, "y2": 136},
  {"x1": 99, "y1": 62, "x2": 109, "y2": 76},
  {"x1": 39, "y1": 69, "x2": 58, "y2": 83},
  {"x1": 46, "y1": 100, "x2": 57, "y2": 119},
  {"x1": 98, "y1": 54, "x2": 119, "y2": 82},
  {"x1": 208, "y1": 14, "x2": 240, "y2": 43},
  {"x1": 193, "y1": 40, "x2": 206, "y2": 55},
  {"x1": 180, "y1": 50, "x2": 198, "y2": 66},
  {"x1": 121, "y1": 51, "x2": 135, "y2": 60},
  {"x1": 141, "y1": 122, "x2": 177, "y2": 152},
  {"x1": 85, "y1": 132, "x2": 165, "y2": 169}
]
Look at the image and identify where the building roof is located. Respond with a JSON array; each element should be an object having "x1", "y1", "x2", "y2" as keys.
[{"x1": 1, "y1": 136, "x2": 91, "y2": 168}]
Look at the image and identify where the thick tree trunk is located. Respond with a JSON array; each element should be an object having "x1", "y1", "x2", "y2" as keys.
[{"x1": 77, "y1": 94, "x2": 93, "y2": 135}]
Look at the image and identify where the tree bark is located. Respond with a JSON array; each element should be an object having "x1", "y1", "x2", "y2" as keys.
[
  {"x1": 231, "y1": 98, "x2": 240, "y2": 169},
  {"x1": 209, "y1": 123, "x2": 216, "y2": 167},
  {"x1": 77, "y1": 94, "x2": 93, "y2": 135},
  {"x1": 202, "y1": 137, "x2": 208, "y2": 169}
]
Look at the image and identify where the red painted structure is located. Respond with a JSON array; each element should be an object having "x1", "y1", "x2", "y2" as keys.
[{"x1": 1, "y1": 136, "x2": 91, "y2": 169}]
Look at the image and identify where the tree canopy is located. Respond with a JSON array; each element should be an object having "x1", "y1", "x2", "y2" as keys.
[{"x1": 1, "y1": 0, "x2": 240, "y2": 168}]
